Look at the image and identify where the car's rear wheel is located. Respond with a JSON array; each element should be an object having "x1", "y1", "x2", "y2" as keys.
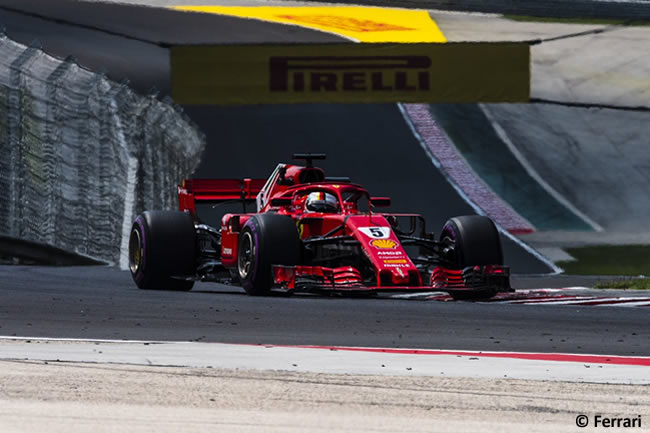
[
  {"x1": 129, "y1": 210, "x2": 196, "y2": 291},
  {"x1": 439, "y1": 215, "x2": 503, "y2": 300},
  {"x1": 238, "y1": 214, "x2": 300, "y2": 296}
]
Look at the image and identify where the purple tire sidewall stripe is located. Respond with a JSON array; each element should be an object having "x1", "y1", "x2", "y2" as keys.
[
  {"x1": 441, "y1": 223, "x2": 457, "y2": 241},
  {"x1": 244, "y1": 219, "x2": 260, "y2": 281},
  {"x1": 133, "y1": 216, "x2": 146, "y2": 284}
]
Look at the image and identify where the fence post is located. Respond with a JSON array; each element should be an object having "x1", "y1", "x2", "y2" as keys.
[
  {"x1": 42, "y1": 56, "x2": 74, "y2": 245},
  {"x1": 7, "y1": 45, "x2": 39, "y2": 238}
]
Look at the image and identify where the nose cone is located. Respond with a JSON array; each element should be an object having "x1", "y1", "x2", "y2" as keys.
[
  {"x1": 379, "y1": 267, "x2": 420, "y2": 287},
  {"x1": 391, "y1": 267, "x2": 411, "y2": 285}
]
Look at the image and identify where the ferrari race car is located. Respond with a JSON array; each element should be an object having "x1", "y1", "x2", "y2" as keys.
[{"x1": 128, "y1": 154, "x2": 511, "y2": 299}]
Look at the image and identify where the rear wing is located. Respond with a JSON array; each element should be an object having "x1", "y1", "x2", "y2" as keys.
[{"x1": 178, "y1": 178, "x2": 266, "y2": 216}]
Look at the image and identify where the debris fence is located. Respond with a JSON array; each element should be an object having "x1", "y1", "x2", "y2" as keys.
[{"x1": 0, "y1": 35, "x2": 205, "y2": 265}]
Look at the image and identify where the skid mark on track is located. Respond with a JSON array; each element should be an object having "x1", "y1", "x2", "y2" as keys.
[{"x1": 387, "y1": 288, "x2": 650, "y2": 307}]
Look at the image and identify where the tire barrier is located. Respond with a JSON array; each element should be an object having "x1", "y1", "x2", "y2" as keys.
[{"x1": 0, "y1": 34, "x2": 205, "y2": 266}]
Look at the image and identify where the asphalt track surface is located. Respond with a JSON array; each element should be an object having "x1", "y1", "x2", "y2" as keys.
[
  {"x1": 3, "y1": 1, "x2": 647, "y2": 357},
  {"x1": 2, "y1": 265, "x2": 649, "y2": 356}
]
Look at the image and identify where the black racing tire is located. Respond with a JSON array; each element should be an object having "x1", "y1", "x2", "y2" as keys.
[
  {"x1": 129, "y1": 210, "x2": 196, "y2": 291},
  {"x1": 440, "y1": 215, "x2": 503, "y2": 300},
  {"x1": 237, "y1": 214, "x2": 300, "y2": 296}
]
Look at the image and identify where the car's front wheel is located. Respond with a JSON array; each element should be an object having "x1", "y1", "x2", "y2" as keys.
[
  {"x1": 438, "y1": 215, "x2": 503, "y2": 300},
  {"x1": 238, "y1": 214, "x2": 300, "y2": 296}
]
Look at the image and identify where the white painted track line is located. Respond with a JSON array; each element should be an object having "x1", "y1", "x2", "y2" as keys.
[{"x1": 0, "y1": 337, "x2": 648, "y2": 384}]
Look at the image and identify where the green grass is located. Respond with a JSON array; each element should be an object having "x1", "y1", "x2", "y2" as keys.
[
  {"x1": 503, "y1": 15, "x2": 650, "y2": 26},
  {"x1": 594, "y1": 279, "x2": 650, "y2": 290},
  {"x1": 557, "y1": 245, "x2": 650, "y2": 276}
]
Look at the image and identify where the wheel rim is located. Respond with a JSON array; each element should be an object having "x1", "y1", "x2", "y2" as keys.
[
  {"x1": 238, "y1": 231, "x2": 255, "y2": 280},
  {"x1": 441, "y1": 234, "x2": 458, "y2": 266},
  {"x1": 128, "y1": 228, "x2": 142, "y2": 274}
]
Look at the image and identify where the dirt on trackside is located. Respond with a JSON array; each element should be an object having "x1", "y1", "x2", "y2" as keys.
[{"x1": 0, "y1": 360, "x2": 647, "y2": 433}]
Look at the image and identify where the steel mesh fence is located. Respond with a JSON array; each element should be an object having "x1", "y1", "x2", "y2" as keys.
[{"x1": 0, "y1": 35, "x2": 205, "y2": 265}]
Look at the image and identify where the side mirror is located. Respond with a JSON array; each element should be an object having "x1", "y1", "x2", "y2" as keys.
[
  {"x1": 270, "y1": 197, "x2": 292, "y2": 207},
  {"x1": 370, "y1": 197, "x2": 391, "y2": 208}
]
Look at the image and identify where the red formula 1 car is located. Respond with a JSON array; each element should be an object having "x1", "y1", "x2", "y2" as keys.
[{"x1": 128, "y1": 154, "x2": 511, "y2": 299}]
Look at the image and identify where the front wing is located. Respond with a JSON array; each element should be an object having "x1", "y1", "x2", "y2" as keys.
[{"x1": 272, "y1": 264, "x2": 511, "y2": 297}]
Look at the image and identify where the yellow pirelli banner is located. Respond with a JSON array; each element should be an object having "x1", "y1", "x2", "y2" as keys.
[{"x1": 171, "y1": 43, "x2": 530, "y2": 105}]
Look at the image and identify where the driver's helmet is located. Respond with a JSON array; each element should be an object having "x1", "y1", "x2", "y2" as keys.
[{"x1": 305, "y1": 191, "x2": 338, "y2": 213}]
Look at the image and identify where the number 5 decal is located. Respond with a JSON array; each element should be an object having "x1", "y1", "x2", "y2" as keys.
[{"x1": 359, "y1": 227, "x2": 391, "y2": 239}]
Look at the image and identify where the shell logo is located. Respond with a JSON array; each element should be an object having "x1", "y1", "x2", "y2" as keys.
[{"x1": 370, "y1": 239, "x2": 398, "y2": 249}]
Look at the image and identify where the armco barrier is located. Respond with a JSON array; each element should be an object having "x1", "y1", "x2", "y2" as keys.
[{"x1": 0, "y1": 35, "x2": 205, "y2": 266}]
